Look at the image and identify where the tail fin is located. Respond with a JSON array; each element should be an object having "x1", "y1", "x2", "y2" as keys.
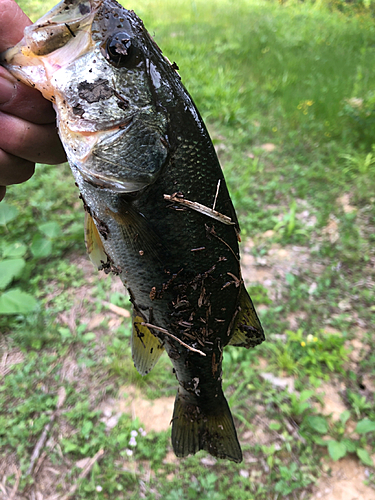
[{"x1": 171, "y1": 388, "x2": 242, "y2": 463}]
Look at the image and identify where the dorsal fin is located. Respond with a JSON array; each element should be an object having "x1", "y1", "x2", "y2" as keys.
[
  {"x1": 132, "y1": 312, "x2": 165, "y2": 375},
  {"x1": 229, "y1": 285, "x2": 265, "y2": 348},
  {"x1": 84, "y1": 211, "x2": 108, "y2": 269}
]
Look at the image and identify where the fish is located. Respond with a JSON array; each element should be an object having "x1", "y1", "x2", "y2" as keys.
[{"x1": 1, "y1": 0, "x2": 265, "y2": 462}]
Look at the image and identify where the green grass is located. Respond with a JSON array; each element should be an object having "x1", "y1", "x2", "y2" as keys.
[{"x1": 1, "y1": 0, "x2": 375, "y2": 498}]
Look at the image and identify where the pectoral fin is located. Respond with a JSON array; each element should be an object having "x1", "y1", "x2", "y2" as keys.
[
  {"x1": 229, "y1": 285, "x2": 265, "y2": 348},
  {"x1": 106, "y1": 197, "x2": 168, "y2": 266},
  {"x1": 84, "y1": 211, "x2": 108, "y2": 269},
  {"x1": 132, "y1": 312, "x2": 164, "y2": 375}
]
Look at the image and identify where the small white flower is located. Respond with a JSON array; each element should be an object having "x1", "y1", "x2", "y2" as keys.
[
  {"x1": 139, "y1": 427, "x2": 147, "y2": 437},
  {"x1": 130, "y1": 430, "x2": 138, "y2": 438},
  {"x1": 126, "y1": 448, "x2": 133, "y2": 456},
  {"x1": 96, "y1": 485, "x2": 103, "y2": 492},
  {"x1": 129, "y1": 436, "x2": 137, "y2": 447}
]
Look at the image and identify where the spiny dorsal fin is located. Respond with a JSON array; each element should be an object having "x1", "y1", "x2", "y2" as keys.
[
  {"x1": 132, "y1": 312, "x2": 164, "y2": 376},
  {"x1": 84, "y1": 211, "x2": 108, "y2": 269},
  {"x1": 229, "y1": 285, "x2": 265, "y2": 348}
]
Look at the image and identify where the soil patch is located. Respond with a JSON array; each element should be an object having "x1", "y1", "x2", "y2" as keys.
[
  {"x1": 100, "y1": 385, "x2": 175, "y2": 434},
  {"x1": 311, "y1": 456, "x2": 375, "y2": 500},
  {"x1": 316, "y1": 382, "x2": 347, "y2": 422},
  {"x1": 240, "y1": 240, "x2": 321, "y2": 300}
]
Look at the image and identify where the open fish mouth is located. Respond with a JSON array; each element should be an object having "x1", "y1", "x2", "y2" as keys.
[
  {"x1": 0, "y1": 1, "x2": 98, "y2": 101},
  {"x1": 1, "y1": 0, "x2": 169, "y2": 194}
]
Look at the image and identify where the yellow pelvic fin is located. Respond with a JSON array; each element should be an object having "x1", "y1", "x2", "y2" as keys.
[
  {"x1": 84, "y1": 211, "x2": 108, "y2": 269},
  {"x1": 229, "y1": 285, "x2": 265, "y2": 348},
  {"x1": 132, "y1": 313, "x2": 164, "y2": 376}
]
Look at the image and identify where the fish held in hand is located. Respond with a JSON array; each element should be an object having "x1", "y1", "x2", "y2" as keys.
[{"x1": 1, "y1": 0, "x2": 265, "y2": 462}]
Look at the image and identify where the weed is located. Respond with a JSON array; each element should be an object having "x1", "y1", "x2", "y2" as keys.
[
  {"x1": 347, "y1": 389, "x2": 374, "y2": 418},
  {"x1": 273, "y1": 201, "x2": 310, "y2": 242},
  {"x1": 269, "y1": 328, "x2": 349, "y2": 380},
  {"x1": 341, "y1": 92, "x2": 375, "y2": 147},
  {"x1": 340, "y1": 146, "x2": 375, "y2": 203}
]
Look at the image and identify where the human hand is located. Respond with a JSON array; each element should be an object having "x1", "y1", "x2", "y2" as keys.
[{"x1": 0, "y1": 0, "x2": 66, "y2": 201}]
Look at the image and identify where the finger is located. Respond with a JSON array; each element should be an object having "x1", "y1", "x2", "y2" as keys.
[
  {"x1": 0, "y1": 185, "x2": 6, "y2": 201},
  {"x1": 0, "y1": 2, "x2": 56, "y2": 124},
  {"x1": 0, "y1": 148, "x2": 35, "y2": 185},
  {"x1": 0, "y1": 110, "x2": 66, "y2": 164},
  {"x1": 0, "y1": 0, "x2": 31, "y2": 51},
  {"x1": 0, "y1": 67, "x2": 57, "y2": 124}
]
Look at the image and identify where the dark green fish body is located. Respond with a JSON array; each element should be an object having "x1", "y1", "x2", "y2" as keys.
[{"x1": 1, "y1": 0, "x2": 264, "y2": 462}]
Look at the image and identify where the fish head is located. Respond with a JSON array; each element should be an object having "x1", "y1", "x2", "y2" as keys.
[{"x1": 1, "y1": 0, "x2": 171, "y2": 192}]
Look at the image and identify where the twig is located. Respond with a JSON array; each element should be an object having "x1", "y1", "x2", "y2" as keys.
[
  {"x1": 212, "y1": 179, "x2": 221, "y2": 211},
  {"x1": 1, "y1": 352, "x2": 7, "y2": 367},
  {"x1": 60, "y1": 449, "x2": 105, "y2": 500},
  {"x1": 26, "y1": 417, "x2": 56, "y2": 476},
  {"x1": 205, "y1": 224, "x2": 240, "y2": 262},
  {"x1": 164, "y1": 193, "x2": 234, "y2": 225},
  {"x1": 0, "y1": 480, "x2": 7, "y2": 497},
  {"x1": 26, "y1": 388, "x2": 66, "y2": 475},
  {"x1": 8, "y1": 468, "x2": 21, "y2": 500},
  {"x1": 283, "y1": 417, "x2": 306, "y2": 444},
  {"x1": 34, "y1": 448, "x2": 50, "y2": 477},
  {"x1": 140, "y1": 322, "x2": 206, "y2": 356},
  {"x1": 103, "y1": 301, "x2": 130, "y2": 318}
]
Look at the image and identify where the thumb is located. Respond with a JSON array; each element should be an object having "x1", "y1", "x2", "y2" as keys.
[{"x1": 0, "y1": 0, "x2": 31, "y2": 52}]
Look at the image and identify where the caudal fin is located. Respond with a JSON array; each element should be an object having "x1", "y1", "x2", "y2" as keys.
[{"x1": 171, "y1": 388, "x2": 242, "y2": 463}]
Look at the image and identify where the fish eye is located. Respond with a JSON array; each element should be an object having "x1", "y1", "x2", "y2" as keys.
[{"x1": 105, "y1": 32, "x2": 142, "y2": 69}]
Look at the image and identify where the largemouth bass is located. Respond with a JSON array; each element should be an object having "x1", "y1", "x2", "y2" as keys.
[{"x1": 1, "y1": 0, "x2": 264, "y2": 462}]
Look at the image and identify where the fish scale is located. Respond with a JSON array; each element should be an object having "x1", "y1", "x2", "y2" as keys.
[{"x1": 1, "y1": 0, "x2": 265, "y2": 462}]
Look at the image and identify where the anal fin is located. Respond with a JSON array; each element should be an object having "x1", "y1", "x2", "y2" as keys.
[
  {"x1": 132, "y1": 313, "x2": 164, "y2": 375},
  {"x1": 229, "y1": 285, "x2": 265, "y2": 348}
]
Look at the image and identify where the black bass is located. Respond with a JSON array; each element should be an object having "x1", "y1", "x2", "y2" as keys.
[{"x1": 1, "y1": 0, "x2": 264, "y2": 462}]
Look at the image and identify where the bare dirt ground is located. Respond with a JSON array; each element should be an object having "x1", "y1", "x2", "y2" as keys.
[{"x1": 310, "y1": 457, "x2": 375, "y2": 500}]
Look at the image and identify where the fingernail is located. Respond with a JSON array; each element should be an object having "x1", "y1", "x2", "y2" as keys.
[{"x1": 0, "y1": 76, "x2": 17, "y2": 105}]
